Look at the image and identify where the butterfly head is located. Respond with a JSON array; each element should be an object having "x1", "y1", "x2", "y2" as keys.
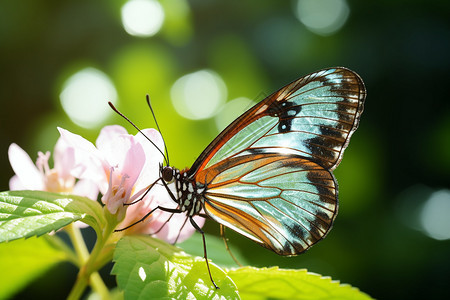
[{"x1": 160, "y1": 164, "x2": 176, "y2": 184}]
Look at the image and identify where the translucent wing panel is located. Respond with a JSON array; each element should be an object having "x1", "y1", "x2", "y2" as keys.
[
  {"x1": 201, "y1": 154, "x2": 337, "y2": 255},
  {"x1": 191, "y1": 67, "x2": 365, "y2": 174},
  {"x1": 205, "y1": 116, "x2": 277, "y2": 168}
]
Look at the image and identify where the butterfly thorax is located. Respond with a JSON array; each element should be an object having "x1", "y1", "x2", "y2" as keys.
[{"x1": 161, "y1": 166, "x2": 205, "y2": 217}]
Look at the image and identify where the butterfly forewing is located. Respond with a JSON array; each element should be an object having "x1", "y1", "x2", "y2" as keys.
[
  {"x1": 190, "y1": 67, "x2": 365, "y2": 174},
  {"x1": 198, "y1": 154, "x2": 337, "y2": 255}
]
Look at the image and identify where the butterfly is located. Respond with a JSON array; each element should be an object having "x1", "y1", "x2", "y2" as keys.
[{"x1": 112, "y1": 67, "x2": 366, "y2": 288}]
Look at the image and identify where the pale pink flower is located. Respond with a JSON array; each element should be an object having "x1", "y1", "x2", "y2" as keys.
[
  {"x1": 8, "y1": 138, "x2": 98, "y2": 200},
  {"x1": 59, "y1": 125, "x2": 203, "y2": 243}
]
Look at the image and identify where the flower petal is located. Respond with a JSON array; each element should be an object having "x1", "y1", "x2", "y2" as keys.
[
  {"x1": 136, "y1": 128, "x2": 165, "y2": 156},
  {"x1": 8, "y1": 143, "x2": 44, "y2": 190},
  {"x1": 95, "y1": 125, "x2": 130, "y2": 167},
  {"x1": 96, "y1": 126, "x2": 147, "y2": 196},
  {"x1": 58, "y1": 127, "x2": 99, "y2": 154},
  {"x1": 119, "y1": 183, "x2": 171, "y2": 235},
  {"x1": 95, "y1": 125, "x2": 128, "y2": 149},
  {"x1": 9, "y1": 175, "x2": 25, "y2": 190},
  {"x1": 53, "y1": 137, "x2": 76, "y2": 180},
  {"x1": 134, "y1": 129, "x2": 165, "y2": 192},
  {"x1": 119, "y1": 136, "x2": 145, "y2": 191},
  {"x1": 58, "y1": 127, "x2": 108, "y2": 191},
  {"x1": 73, "y1": 179, "x2": 99, "y2": 201},
  {"x1": 155, "y1": 214, "x2": 205, "y2": 244}
]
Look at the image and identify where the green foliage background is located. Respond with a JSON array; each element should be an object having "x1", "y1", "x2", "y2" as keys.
[{"x1": 1, "y1": 0, "x2": 449, "y2": 299}]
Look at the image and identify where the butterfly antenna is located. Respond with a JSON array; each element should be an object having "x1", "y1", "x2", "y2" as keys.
[
  {"x1": 146, "y1": 95, "x2": 170, "y2": 166},
  {"x1": 108, "y1": 101, "x2": 168, "y2": 165}
]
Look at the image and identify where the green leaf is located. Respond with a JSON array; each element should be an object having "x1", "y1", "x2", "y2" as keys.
[
  {"x1": 0, "y1": 190, "x2": 104, "y2": 242},
  {"x1": 0, "y1": 236, "x2": 67, "y2": 299},
  {"x1": 112, "y1": 235, "x2": 240, "y2": 300},
  {"x1": 227, "y1": 267, "x2": 373, "y2": 300}
]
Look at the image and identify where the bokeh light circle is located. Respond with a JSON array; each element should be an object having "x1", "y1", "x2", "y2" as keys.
[
  {"x1": 295, "y1": 0, "x2": 350, "y2": 36},
  {"x1": 420, "y1": 189, "x2": 450, "y2": 240},
  {"x1": 59, "y1": 67, "x2": 117, "y2": 128},
  {"x1": 170, "y1": 70, "x2": 227, "y2": 120},
  {"x1": 121, "y1": 0, "x2": 165, "y2": 37}
]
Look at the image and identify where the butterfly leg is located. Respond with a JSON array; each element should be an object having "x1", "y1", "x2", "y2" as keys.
[
  {"x1": 117, "y1": 175, "x2": 183, "y2": 232},
  {"x1": 150, "y1": 212, "x2": 176, "y2": 235},
  {"x1": 160, "y1": 175, "x2": 181, "y2": 205},
  {"x1": 189, "y1": 217, "x2": 219, "y2": 289},
  {"x1": 220, "y1": 224, "x2": 243, "y2": 267},
  {"x1": 125, "y1": 177, "x2": 162, "y2": 206},
  {"x1": 115, "y1": 206, "x2": 182, "y2": 232},
  {"x1": 172, "y1": 216, "x2": 190, "y2": 244}
]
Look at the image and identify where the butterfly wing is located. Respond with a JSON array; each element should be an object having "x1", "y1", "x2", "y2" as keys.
[
  {"x1": 190, "y1": 67, "x2": 365, "y2": 255},
  {"x1": 189, "y1": 67, "x2": 365, "y2": 175},
  {"x1": 197, "y1": 153, "x2": 337, "y2": 255}
]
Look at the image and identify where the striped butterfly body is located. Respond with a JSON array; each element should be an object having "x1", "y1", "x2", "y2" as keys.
[{"x1": 161, "y1": 67, "x2": 366, "y2": 256}]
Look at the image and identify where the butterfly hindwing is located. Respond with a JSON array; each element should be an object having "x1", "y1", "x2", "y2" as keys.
[{"x1": 197, "y1": 153, "x2": 337, "y2": 255}]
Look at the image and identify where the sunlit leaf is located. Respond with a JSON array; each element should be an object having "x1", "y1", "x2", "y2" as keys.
[
  {"x1": 0, "y1": 190, "x2": 104, "y2": 242},
  {"x1": 0, "y1": 236, "x2": 67, "y2": 299},
  {"x1": 112, "y1": 235, "x2": 239, "y2": 299},
  {"x1": 227, "y1": 266, "x2": 373, "y2": 300}
]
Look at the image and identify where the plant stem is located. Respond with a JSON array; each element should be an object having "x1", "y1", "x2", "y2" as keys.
[
  {"x1": 66, "y1": 224, "x2": 111, "y2": 300},
  {"x1": 68, "y1": 269, "x2": 89, "y2": 300},
  {"x1": 67, "y1": 219, "x2": 118, "y2": 300},
  {"x1": 90, "y1": 272, "x2": 110, "y2": 299},
  {"x1": 66, "y1": 224, "x2": 89, "y2": 263}
]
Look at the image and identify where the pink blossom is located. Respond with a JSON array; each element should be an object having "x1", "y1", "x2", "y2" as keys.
[
  {"x1": 59, "y1": 125, "x2": 203, "y2": 243},
  {"x1": 8, "y1": 138, "x2": 98, "y2": 200}
]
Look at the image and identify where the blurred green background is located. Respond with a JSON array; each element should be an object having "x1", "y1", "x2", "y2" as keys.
[{"x1": 1, "y1": 0, "x2": 449, "y2": 299}]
